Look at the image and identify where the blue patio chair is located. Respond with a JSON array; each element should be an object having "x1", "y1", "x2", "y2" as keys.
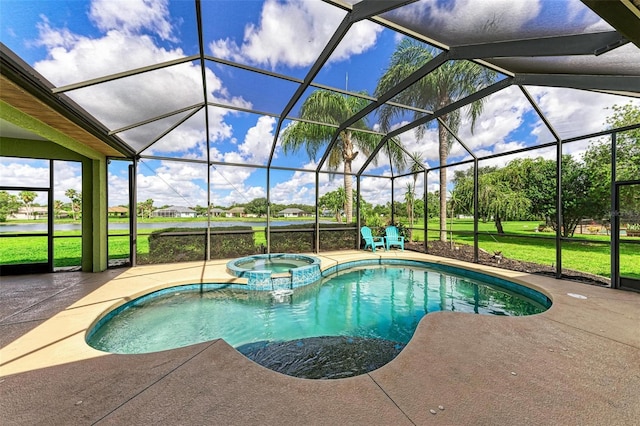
[
  {"x1": 360, "y1": 226, "x2": 386, "y2": 252},
  {"x1": 385, "y1": 226, "x2": 404, "y2": 251}
]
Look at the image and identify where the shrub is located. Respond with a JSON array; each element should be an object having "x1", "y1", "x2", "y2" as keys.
[
  {"x1": 211, "y1": 226, "x2": 256, "y2": 258},
  {"x1": 320, "y1": 223, "x2": 357, "y2": 251},
  {"x1": 145, "y1": 226, "x2": 256, "y2": 264},
  {"x1": 146, "y1": 228, "x2": 206, "y2": 263},
  {"x1": 269, "y1": 223, "x2": 357, "y2": 252}
]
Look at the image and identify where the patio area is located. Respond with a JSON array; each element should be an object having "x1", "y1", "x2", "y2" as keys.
[{"x1": 1, "y1": 251, "x2": 639, "y2": 425}]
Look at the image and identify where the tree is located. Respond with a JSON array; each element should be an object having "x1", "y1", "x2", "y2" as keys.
[
  {"x1": 451, "y1": 166, "x2": 530, "y2": 234},
  {"x1": 245, "y1": 197, "x2": 268, "y2": 217},
  {"x1": 137, "y1": 199, "x2": 154, "y2": 219},
  {"x1": 501, "y1": 156, "x2": 596, "y2": 237},
  {"x1": 376, "y1": 39, "x2": 496, "y2": 241},
  {"x1": 478, "y1": 171, "x2": 531, "y2": 234},
  {"x1": 0, "y1": 191, "x2": 20, "y2": 222},
  {"x1": 583, "y1": 103, "x2": 640, "y2": 218},
  {"x1": 371, "y1": 203, "x2": 390, "y2": 219},
  {"x1": 404, "y1": 182, "x2": 415, "y2": 240},
  {"x1": 409, "y1": 151, "x2": 424, "y2": 192},
  {"x1": 281, "y1": 89, "x2": 406, "y2": 224},
  {"x1": 425, "y1": 191, "x2": 440, "y2": 220},
  {"x1": 451, "y1": 166, "x2": 497, "y2": 221},
  {"x1": 19, "y1": 191, "x2": 37, "y2": 219},
  {"x1": 65, "y1": 189, "x2": 82, "y2": 220},
  {"x1": 319, "y1": 187, "x2": 346, "y2": 223},
  {"x1": 503, "y1": 158, "x2": 556, "y2": 226},
  {"x1": 54, "y1": 200, "x2": 64, "y2": 219},
  {"x1": 193, "y1": 205, "x2": 208, "y2": 216},
  {"x1": 451, "y1": 156, "x2": 606, "y2": 237}
]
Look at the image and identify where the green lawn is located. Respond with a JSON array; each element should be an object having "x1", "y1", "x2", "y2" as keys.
[
  {"x1": 400, "y1": 219, "x2": 639, "y2": 279},
  {"x1": 2, "y1": 219, "x2": 638, "y2": 279}
]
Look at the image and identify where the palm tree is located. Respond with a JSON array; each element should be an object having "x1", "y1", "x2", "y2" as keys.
[
  {"x1": 19, "y1": 191, "x2": 37, "y2": 219},
  {"x1": 409, "y1": 151, "x2": 424, "y2": 188},
  {"x1": 281, "y1": 89, "x2": 405, "y2": 224},
  {"x1": 375, "y1": 39, "x2": 496, "y2": 241},
  {"x1": 54, "y1": 200, "x2": 64, "y2": 219},
  {"x1": 404, "y1": 182, "x2": 415, "y2": 241},
  {"x1": 65, "y1": 189, "x2": 82, "y2": 220}
]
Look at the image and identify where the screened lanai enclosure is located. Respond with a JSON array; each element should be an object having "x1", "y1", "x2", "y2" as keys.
[{"x1": 1, "y1": 0, "x2": 639, "y2": 289}]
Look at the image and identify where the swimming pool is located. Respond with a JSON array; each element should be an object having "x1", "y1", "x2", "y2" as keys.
[
  {"x1": 87, "y1": 262, "x2": 551, "y2": 356},
  {"x1": 226, "y1": 253, "x2": 322, "y2": 290},
  {"x1": 229, "y1": 253, "x2": 316, "y2": 273}
]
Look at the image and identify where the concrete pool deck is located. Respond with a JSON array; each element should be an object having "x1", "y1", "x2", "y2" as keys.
[{"x1": 1, "y1": 250, "x2": 639, "y2": 425}]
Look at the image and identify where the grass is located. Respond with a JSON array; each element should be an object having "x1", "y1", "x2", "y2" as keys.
[
  {"x1": 401, "y1": 219, "x2": 639, "y2": 279},
  {"x1": 1, "y1": 219, "x2": 638, "y2": 278}
]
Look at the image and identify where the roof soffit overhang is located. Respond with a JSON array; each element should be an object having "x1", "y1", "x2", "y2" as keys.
[
  {"x1": 582, "y1": 0, "x2": 640, "y2": 48},
  {"x1": 0, "y1": 44, "x2": 133, "y2": 159}
]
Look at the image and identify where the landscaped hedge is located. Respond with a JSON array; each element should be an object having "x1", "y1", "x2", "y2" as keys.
[
  {"x1": 210, "y1": 226, "x2": 256, "y2": 258},
  {"x1": 268, "y1": 223, "x2": 357, "y2": 253},
  {"x1": 319, "y1": 224, "x2": 358, "y2": 251},
  {"x1": 143, "y1": 224, "x2": 357, "y2": 264},
  {"x1": 145, "y1": 226, "x2": 256, "y2": 264}
]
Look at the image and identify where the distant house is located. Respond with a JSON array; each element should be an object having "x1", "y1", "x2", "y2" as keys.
[
  {"x1": 12, "y1": 207, "x2": 48, "y2": 220},
  {"x1": 226, "y1": 207, "x2": 245, "y2": 217},
  {"x1": 321, "y1": 209, "x2": 334, "y2": 217},
  {"x1": 211, "y1": 208, "x2": 225, "y2": 217},
  {"x1": 152, "y1": 206, "x2": 197, "y2": 218},
  {"x1": 278, "y1": 208, "x2": 306, "y2": 217},
  {"x1": 108, "y1": 206, "x2": 128, "y2": 217}
]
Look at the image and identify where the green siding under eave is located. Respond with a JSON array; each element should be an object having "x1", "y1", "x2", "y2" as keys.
[{"x1": 1, "y1": 100, "x2": 105, "y2": 161}]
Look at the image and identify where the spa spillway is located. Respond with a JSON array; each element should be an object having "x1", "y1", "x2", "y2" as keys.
[{"x1": 226, "y1": 253, "x2": 322, "y2": 290}]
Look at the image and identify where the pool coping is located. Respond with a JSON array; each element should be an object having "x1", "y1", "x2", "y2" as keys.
[{"x1": 2, "y1": 250, "x2": 639, "y2": 425}]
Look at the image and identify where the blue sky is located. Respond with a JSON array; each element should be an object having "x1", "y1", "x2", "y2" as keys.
[{"x1": 1, "y1": 0, "x2": 638, "y2": 208}]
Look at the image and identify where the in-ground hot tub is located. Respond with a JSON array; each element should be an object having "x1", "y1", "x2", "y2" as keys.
[{"x1": 226, "y1": 253, "x2": 321, "y2": 290}]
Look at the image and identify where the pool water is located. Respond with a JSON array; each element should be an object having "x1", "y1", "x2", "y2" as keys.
[
  {"x1": 88, "y1": 265, "x2": 549, "y2": 355},
  {"x1": 235, "y1": 258, "x2": 311, "y2": 273}
]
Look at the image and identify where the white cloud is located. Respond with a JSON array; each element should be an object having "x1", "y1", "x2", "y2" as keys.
[
  {"x1": 89, "y1": 0, "x2": 176, "y2": 41},
  {"x1": 529, "y1": 87, "x2": 640, "y2": 140},
  {"x1": 215, "y1": 184, "x2": 265, "y2": 207},
  {"x1": 0, "y1": 160, "x2": 50, "y2": 188},
  {"x1": 210, "y1": 0, "x2": 382, "y2": 69},
  {"x1": 137, "y1": 161, "x2": 208, "y2": 206},
  {"x1": 270, "y1": 178, "x2": 311, "y2": 204},
  {"x1": 393, "y1": 0, "x2": 542, "y2": 44},
  {"x1": 33, "y1": 13, "x2": 250, "y2": 157},
  {"x1": 53, "y1": 162, "x2": 83, "y2": 201},
  {"x1": 237, "y1": 116, "x2": 276, "y2": 164},
  {"x1": 107, "y1": 170, "x2": 130, "y2": 206},
  {"x1": 360, "y1": 175, "x2": 394, "y2": 206},
  {"x1": 566, "y1": 0, "x2": 612, "y2": 32},
  {"x1": 0, "y1": 159, "x2": 84, "y2": 205},
  {"x1": 211, "y1": 165, "x2": 252, "y2": 191}
]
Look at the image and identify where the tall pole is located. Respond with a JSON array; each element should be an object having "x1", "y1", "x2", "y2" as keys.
[
  {"x1": 267, "y1": 170, "x2": 271, "y2": 254},
  {"x1": 610, "y1": 133, "x2": 618, "y2": 288},
  {"x1": 356, "y1": 176, "x2": 361, "y2": 250},
  {"x1": 473, "y1": 158, "x2": 479, "y2": 263},
  {"x1": 129, "y1": 160, "x2": 137, "y2": 267},
  {"x1": 555, "y1": 140, "x2": 563, "y2": 279},
  {"x1": 423, "y1": 170, "x2": 428, "y2": 253}
]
